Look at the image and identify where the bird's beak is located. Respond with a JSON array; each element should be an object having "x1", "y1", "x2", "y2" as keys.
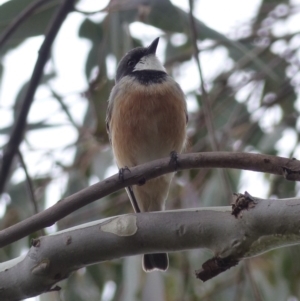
[{"x1": 146, "y1": 37, "x2": 159, "y2": 55}]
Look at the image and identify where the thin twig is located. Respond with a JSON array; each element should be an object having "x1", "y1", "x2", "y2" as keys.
[
  {"x1": 0, "y1": 0, "x2": 76, "y2": 195},
  {"x1": 188, "y1": 0, "x2": 218, "y2": 151},
  {"x1": 0, "y1": 151, "x2": 299, "y2": 248},
  {"x1": 17, "y1": 149, "x2": 38, "y2": 214},
  {"x1": 74, "y1": 8, "x2": 103, "y2": 15},
  {"x1": 188, "y1": 0, "x2": 233, "y2": 197},
  {"x1": 49, "y1": 87, "x2": 80, "y2": 129},
  {"x1": 233, "y1": 265, "x2": 245, "y2": 301},
  {"x1": 0, "y1": 0, "x2": 54, "y2": 50},
  {"x1": 245, "y1": 261, "x2": 264, "y2": 301},
  {"x1": 17, "y1": 149, "x2": 46, "y2": 237}
]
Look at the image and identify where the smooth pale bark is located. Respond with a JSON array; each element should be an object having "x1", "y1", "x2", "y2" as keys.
[{"x1": 1, "y1": 195, "x2": 300, "y2": 300}]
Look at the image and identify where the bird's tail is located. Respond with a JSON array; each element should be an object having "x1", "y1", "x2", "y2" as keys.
[
  {"x1": 126, "y1": 185, "x2": 169, "y2": 272},
  {"x1": 143, "y1": 253, "x2": 169, "y2": 272}
]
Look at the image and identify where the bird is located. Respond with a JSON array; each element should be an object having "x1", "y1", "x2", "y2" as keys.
[{"x1": 106, "y1": 37, "x2": 188, "y2": 271}]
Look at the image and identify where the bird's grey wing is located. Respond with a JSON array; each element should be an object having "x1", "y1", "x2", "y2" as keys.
[
  {"x1": 106, "y1": 85, "x2": 141, "y2": 213},
  {"x1": 106, "y1": 85, "x2": 119, "y2": 142},
  {"x1": 174, "y1": 81, "x2": 188, "y2": 124}
]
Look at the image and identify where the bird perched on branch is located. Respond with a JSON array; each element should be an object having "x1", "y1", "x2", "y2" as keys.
[{"x1": 106, "y1": 37, "x2": 188, "y2": 271}]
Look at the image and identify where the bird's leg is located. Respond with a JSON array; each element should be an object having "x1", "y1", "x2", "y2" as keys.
[
  {"x1": 119, "y1": 167, "x2": 141, "y2": 213},
  {"x1": 127, "y1": 186, "x2": 141, "y2": 213}
]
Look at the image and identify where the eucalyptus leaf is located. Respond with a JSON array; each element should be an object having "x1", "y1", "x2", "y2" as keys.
[{"x1": 0, "y1": 0, "x2": 60, "y2": 56}]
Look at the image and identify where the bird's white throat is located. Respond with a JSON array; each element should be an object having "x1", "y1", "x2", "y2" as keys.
[{"x1": 133, "y1": 55, "x2": 166, "y2": 72}]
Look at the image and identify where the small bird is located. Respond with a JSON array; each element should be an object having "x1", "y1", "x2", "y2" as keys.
[{"x1": 106, "y1": 37, "x2": 187, "y2": 271}]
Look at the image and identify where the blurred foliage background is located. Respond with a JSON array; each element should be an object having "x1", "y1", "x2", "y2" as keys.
[{"x1": 1, "y1": 0, "x2": 300, "y2": 300}]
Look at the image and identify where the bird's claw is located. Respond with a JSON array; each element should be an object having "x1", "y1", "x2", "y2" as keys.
[
  {"x1": 169, "y1": 151, "x2": 179, "y2": 171},
  {"x1": 119, "y1": 166, "x2": 131, "y2": 182}
]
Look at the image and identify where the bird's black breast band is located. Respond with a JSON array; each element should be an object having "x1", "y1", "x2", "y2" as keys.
[{"x1": 130, "y1": 70, "x2": 167, "y2": 85}]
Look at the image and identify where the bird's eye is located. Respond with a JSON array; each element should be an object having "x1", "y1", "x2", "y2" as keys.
[{"x1": 127, "y1": 60, "x2": 135, "y2": 67}]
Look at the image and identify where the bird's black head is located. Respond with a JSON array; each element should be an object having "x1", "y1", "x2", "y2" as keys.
[{"x1": 115, "y1": 37, "x2": 166, "y2": 83}]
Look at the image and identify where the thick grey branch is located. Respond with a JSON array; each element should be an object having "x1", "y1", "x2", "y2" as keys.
[
  {"x1": 0, "y1": 152, "x2": 299, "y2": 248},
  {"x1": 1, "y1": 195, "x2": 300, "y2": 300}
]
